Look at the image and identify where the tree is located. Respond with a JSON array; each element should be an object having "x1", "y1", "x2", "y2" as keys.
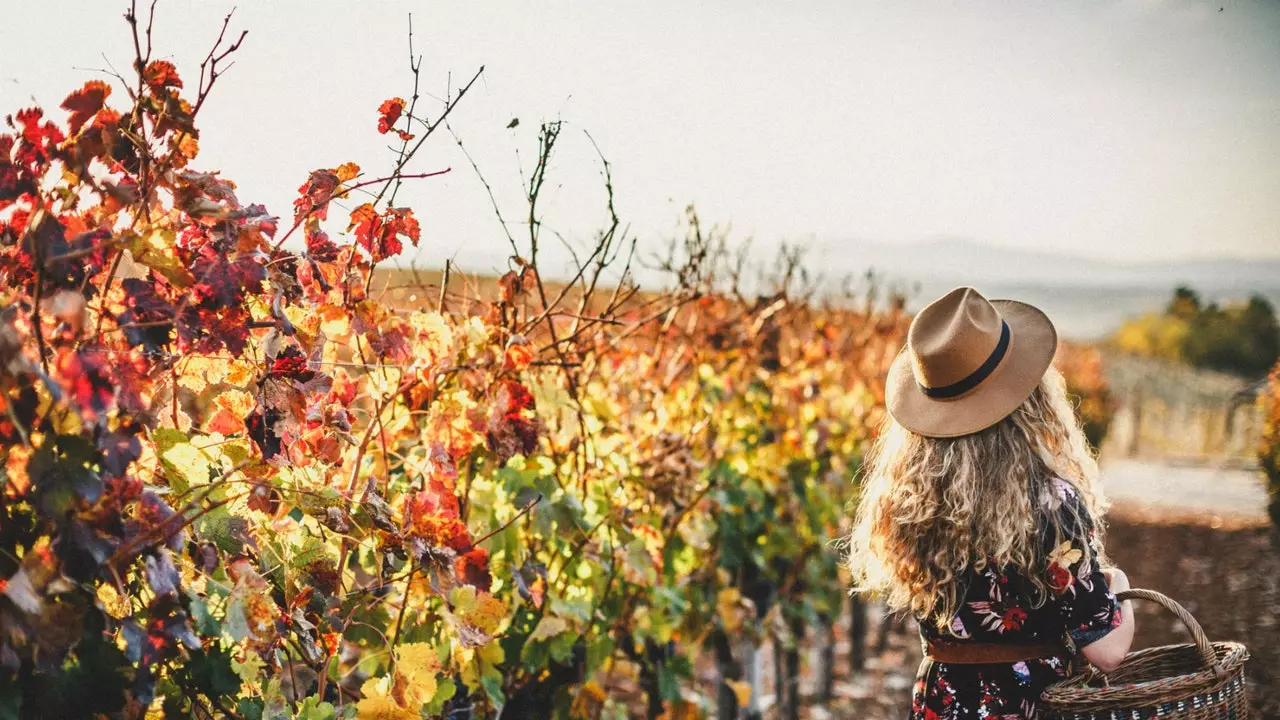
[
  {"x1": 1167, "y1": 285, "x2": 1202, "y2": 320},
  {"x1": 1183, "y1": 295, "x2": 1279, "y2": 378},
  {"x1": 1115, "y1": 288, "x2": 1279, "y2": 379}
]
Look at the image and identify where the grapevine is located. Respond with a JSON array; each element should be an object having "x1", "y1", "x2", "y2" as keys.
[{"x1": 0, "y1": 8, "x2": 910, "y2": 719}]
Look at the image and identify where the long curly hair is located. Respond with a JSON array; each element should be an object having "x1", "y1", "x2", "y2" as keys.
[{"x1": 845, "y1": 367, "x2": 1109, "y2": 631}]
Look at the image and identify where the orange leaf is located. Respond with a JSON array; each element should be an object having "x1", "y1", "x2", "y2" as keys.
[
  {"x1": 334, "y1": 162, "x2": 361, "y2": 183},
  {"x1": 144, "y1": 60, "x2": 183, "y2": 90},
  {"x1": 503, "y1": 338, "x2": 534, "y2": 372},
  {"x1": 177, "y1": 134, "x2": 199, "y2": 160},
  {"x1": 61, "y1": 81, "x2": 112, "y2": 135},
  {"x1": 377, "y1": 97, "x2": 405, "y2": 134}
]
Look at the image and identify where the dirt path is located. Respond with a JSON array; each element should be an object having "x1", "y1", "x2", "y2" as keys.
[{"x1": 1100, "y1": 457, "x2": 1268, "y2": 522}]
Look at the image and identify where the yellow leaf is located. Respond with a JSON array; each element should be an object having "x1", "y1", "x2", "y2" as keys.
[
  {"x1": 123, "y1": 228, "x2": 196, "y2": 287},
  {"x1": 356, "y1": 698, "x2": 415, "y2": 720},
  {"x1": 726, "y1": 679, "x2": 752, "y2": 707},
  {"x1": 395, "y1": 642, "x2": 442, "y2": 704},
  {"x1": 231, "y1": 650, "x2": 265, "y2": 693},
  {"x1": 717, "y1": 588, "x2": 745, "y2": 633},
  {"x1": 206, "y1": 389, "x2": 254, "y2": 434},
  {"x1": 162, "y1": 442, "x2": 212, "y2": 491},
  {"x1": 178, "y1": 134, "x2": 199, "y2": 160},
  {"x1": 335, "y1": 162, "x2": 361, "y2": 183},
  {"x1": 96, "y1": 583, "x2": 131, "y2": 619},
  {"x1": 409, "y1": 311, "x2": 454, "y2": 368},
  {"x1": 528, "y1": 615, "x2": 567, "y2": 643},
  {"x1": 3, "y1": 445, "x2": 32, "y2": 496}
]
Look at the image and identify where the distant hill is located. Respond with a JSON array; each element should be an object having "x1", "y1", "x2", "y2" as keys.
[
  {"x1": 806, "y1": 238, "x2": 1280, "y2": 340},
  {"x1": 398, "y1": 236, "x2": 1280, "y2": 340}
]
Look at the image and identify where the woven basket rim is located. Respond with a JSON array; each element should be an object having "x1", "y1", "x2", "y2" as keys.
[{"x1": 1041, "y1": 641, "x2": 1249, "y2": 709}]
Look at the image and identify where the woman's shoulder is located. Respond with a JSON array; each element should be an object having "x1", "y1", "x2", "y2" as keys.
[
  {"x1": 1037, "y1": 476, "x2": 1091, "y2": 521},
  {"x1": 1041, "y1": 476, "x2": 1082, "y2": 506},
  {"x1": 1036, "y1": 475, "x2": 1103, "y2": 553}
]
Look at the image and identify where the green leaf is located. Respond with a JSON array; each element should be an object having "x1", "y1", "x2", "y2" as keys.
[
  {"x1": 422, "y1": 678, "x2": 457, "y2": 717},
  {"x1": 223, "y1": 596, "x2": 251, "y2": 642},
  {"x1": 195, "y1": 504, "x2": 252, "y2": 555},
  {"x1": 527, "y1": 615, "x2": 567, "y2": 643},
  {"x1": 297, "y1": 696, "x2": 337, "y2": 720},
  {"x1": 549, "y1": 594, "x2": 591, "y2": 625},
  {"x1": 236, "y1": 698, "x2": 265, "y2": 720},
  {"x1": 548, "y1": 632, "x2": 577, "y2": 664},
  {"x1": 174, "y1": 645, "x2": 241, "y2": 701},
  {"x1": 480, "y1": 671, "x2": 506, "y2": 708},
  {"x1": 187, "y1": 592, "x2": 221, "y2": 636},
  {"x1": 586, "y1": 635, "x2": 615, "y2": 674}
]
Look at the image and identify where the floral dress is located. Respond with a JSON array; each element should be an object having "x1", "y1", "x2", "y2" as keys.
[{"x1": 910, "y1": 479, "x2": 1123, "y2": 719}]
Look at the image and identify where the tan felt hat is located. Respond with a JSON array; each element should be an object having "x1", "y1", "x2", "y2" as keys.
[{"x1": 886, "y1": 286, "x2": 1057, "y2": 438}]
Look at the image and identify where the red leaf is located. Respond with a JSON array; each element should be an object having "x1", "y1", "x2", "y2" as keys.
[
  {"x1": 305, "y1": 229, "x2": 339, "y2": 263},
  {"x1": 376, "y1": 97, "x2": 405, "y2": 135},
  {"x1": 294, "y1": 169, "x2": 339, "y2": 223},
  {"x1": 60, "y1": 81, "x2": 111, "y2": 135},
  {"x1": 144, "y1": 60, "x2": 184, "y2": 90},
  {"x1": 269, "y1": 346, "x2": 315, "y2": 382},
  {"x1": 455, "y1": 548, "x2": 492, "y2": 591},
  {"x1": 11, "y1": 108, "x2": 64, "y2": 176},
  {"x1": 347, "y1": 204, "x2": 418, "y2": 262},
  {"x1": 485, "y1": 380, "x2": 540, "y2": 466},
  {"x1": 53, "y1": 349, "x2": 115, "y2": 420}
]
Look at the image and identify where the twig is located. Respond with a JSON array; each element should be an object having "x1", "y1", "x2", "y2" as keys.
[
  {"x1": 194, "y1": 9, "x2": 248, "y2": 116},
  {"x1": 438, "y1": 259, "x2": 451, "y2": 313},
  {"x1": 448, "y1": 122, "x2": 520, "y2": 258},
  {"x1": 473, "y1": 494, "x2": 542, "y2": 546}
]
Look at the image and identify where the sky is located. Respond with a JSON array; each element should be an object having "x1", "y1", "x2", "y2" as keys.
[{"x1": 3, "y1": 0, "x2": 1279, "y2": 280}]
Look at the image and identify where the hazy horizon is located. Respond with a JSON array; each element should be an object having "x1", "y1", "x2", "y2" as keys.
[{"x1": 4, "y1": 0, "x2": 1280, "y2": 279}]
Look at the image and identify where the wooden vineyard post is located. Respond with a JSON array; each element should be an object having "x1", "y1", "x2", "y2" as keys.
[
  {"x1": 816, "y1": 612, "x2": 836, "y2": 704},
  {"x1": 849, "y1": 594, "x2": 868, "y2": 672}
]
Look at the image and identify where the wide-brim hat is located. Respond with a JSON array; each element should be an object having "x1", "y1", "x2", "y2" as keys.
[{"x1": 886, "y1": 286, "x2": 1057, "y2": 438}]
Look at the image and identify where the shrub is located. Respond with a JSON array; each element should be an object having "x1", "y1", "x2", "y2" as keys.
[
  {"x1": 1055, "y1": 342, "x2": 1116, "y2": 451},
  {"x1": 0, "y1": 10, "x2": 906, "y2": 719},
  {"x1": 1113, "y1": 286, "x2": 1280, "y2": 379},
  {"x1": 1259, "y1": 361, "x2": 1280, "y2": 530}
]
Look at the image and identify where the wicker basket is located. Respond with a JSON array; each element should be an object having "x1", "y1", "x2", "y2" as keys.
[{"x1": 1040, "y1": 589, "x2": 1250, "y2": 719}]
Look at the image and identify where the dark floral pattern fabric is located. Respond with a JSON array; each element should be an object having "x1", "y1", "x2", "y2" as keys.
[{"x1": 910, "y1": 478, "x2": 1122, "y2": 719}]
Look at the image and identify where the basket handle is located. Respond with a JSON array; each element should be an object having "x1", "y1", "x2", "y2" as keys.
[{"x1": 1115, "y1": 588, "x2": 1222, "y2": 676}]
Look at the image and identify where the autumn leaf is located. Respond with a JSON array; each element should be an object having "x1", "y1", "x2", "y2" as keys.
[
  {"x1": 454, "y1": 547, "x2": 492, "y2": 590},
  {"x1": 176, "y1": 133, "x2": 199, "y2": 160},
  {"x1": 122, "y1": 227, "x2": 196, "y2": 288},
  {"x1": 205, "y1": 388, "x2": 255, "y2": 434},
  {"x1": 335, "y1": 161, "x2": 361, "y2": 183},
  {"x1": 448, "y1": 586, "x2": 508, "y2": 647},
  {"x1": 144, "y1": 60, "x2": 184, "y2": 89},
  {"x1": 377, "y1": 97, "x2": 406, "y2": 134},
  {"x1": 348, "y1": 203, "x2": 420, "y2": 262},
  {"x1": 485, "y1": 380, "x2": 540, "y2": 466},
  {"x1": 527, "y1": 615, "x2": 567, "y2": 643},
  {"x1": 503, "y1": 335, "x2": 535, "y2": 372},
  {"x1": 60, "y1": 80, "x2": 111, "y2": 135},
  {"x1": 294, "y1": 169, "x2": 340, "y2": 222}
]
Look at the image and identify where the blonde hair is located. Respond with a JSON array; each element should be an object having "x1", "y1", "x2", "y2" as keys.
[{"x1": 845, "y1": 367, "x2": 1108, "y2": 631}]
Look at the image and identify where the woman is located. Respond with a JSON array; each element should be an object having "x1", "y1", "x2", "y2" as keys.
[{"x1": 846, "y1": 287, "x2": 1136, "y2": 719}]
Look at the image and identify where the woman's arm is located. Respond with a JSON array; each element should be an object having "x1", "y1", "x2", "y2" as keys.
[{"x1": 1080, "y1": 567, "x2": 1136, "y2": 672}]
